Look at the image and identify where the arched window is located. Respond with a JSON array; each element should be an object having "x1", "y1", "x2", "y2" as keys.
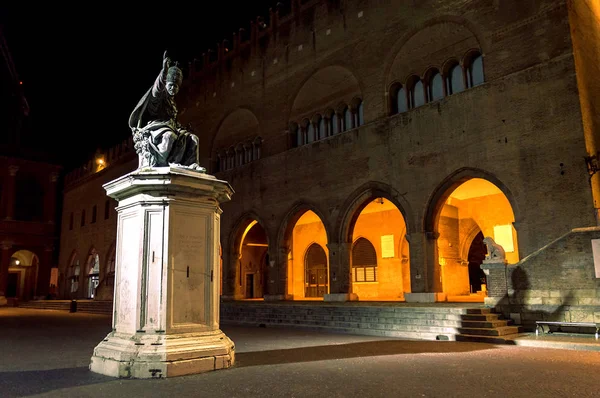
[
  {"x1": 390, "y1": 83, "x2": 408, "y2": 115},
  {"x1": 317, "y1": 115, "x2": 325, "y2": 140},
  {"x1": 305, "y1": 243, "x2": 328, "y2": 297},
  {"x1": 253, "y1": 137, "x2": 263, "y2": 160},
  {"x1": 227, "y1": 147, "x2": 235, "y2": 169},
  {"x1": 465, "y1": 51, "x2": 484, "y2": 88},
  {"x1": 301, "y1": 118, "x2": 310, "y2": 145},
  {"x1": 343, "y1": 106, "x2": 353, "y2": 131},
  {"x1": 307, "y1": 122, "x2": 315, "y2": 143},
  {"x1": 332, "y1": 112, "x2": 339, "y2": 134},
  {"x1": 352, "y1": 98, "x2": 364, "y2": 127},
  {"x1": 325, "y1": 109, "x2": 335, "y2": 137},
  {"x1": 427, "y1": 70, "x2": 444, "y2": 102},
  {"x1": 357, "y1": 101, "x2": 364, "y2": 126},
  {"x1": 352, "y1": 237, "x2": 377, "y2": 282},
  {"x1": 446, "y1": 62, "x2": 464, "y2": 95},
  {"x1": 290, "y1": 122, "x2": 300, "y2": 148},
  {"x1": 407, "y1": 76, "x2": 425, "y2": 109}
]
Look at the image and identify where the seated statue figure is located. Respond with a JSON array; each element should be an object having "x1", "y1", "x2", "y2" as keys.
[
  {"x1": 129, "y1": 51, "x2": 205, "y2": 172},
  {"x1": 482, "y1": 236, "x2": 506, "y2": 261}
]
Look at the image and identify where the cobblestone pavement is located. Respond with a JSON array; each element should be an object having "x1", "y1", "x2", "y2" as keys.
[{"x1": 1, "y1": 308, "x2": 599, "y2": 398}]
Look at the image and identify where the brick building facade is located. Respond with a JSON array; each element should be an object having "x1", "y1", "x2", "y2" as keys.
[{"x1": 58, "y1": 0, "x2": 600, "y2": 322}]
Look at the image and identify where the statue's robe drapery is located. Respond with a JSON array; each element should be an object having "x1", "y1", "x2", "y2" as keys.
[{"x1": 129, "y1": 69, "x2": 199, "y2": 167}]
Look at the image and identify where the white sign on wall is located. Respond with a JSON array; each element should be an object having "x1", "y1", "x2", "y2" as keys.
[
  {"x1": 381, "y1": 235, "x2": 395, "y2": 258},
  {"x1": 493, "y1": 224, "x2": 515, "y2": 253},
  {"x1": 591, "y1": 239, "x2": 600, "y2": 278}
]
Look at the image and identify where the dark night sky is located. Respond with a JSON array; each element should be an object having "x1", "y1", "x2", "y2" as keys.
[{"x1": 0, "y1": 2, "x2": 276, "y2": 170}]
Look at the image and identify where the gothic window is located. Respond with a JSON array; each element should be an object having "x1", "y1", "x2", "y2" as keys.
[
  {"x1": 343, "y1": 106, "x2": 353, "y2": 131},
  {"x1": 427, "y1": 69, "x2": 444, "y2": 102},
  {"x1": 91, "y1": 205, "x2": 97, "y2": 223},
  {"x1": 390, "y1": 83, "x2": 408, "y2": 114},
  {"x1": 465, "y1": 51, "x2": 484, "y2": 88},
  {"x1": 316, "y1": 115, "x2": 325, "y2": 141},
  {"x1": 445, "y1": 60, "x2": 464, "y2": 95},
  {"x1": 352, "y1": 237, "x2": 377, "y2": 282},
  {"x1": 356, "y1": 100, "x2": 364, "y2": 126},
  {"x1": 253, "y1": 137, "x2": 263, "y2": 160},
  {"x1": 408, "y1": 77, "x2": 425, "y2": 109}
]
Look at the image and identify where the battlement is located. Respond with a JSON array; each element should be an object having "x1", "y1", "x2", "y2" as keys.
[
  {"x1": 183, "y1": 0, "x2": 332, "y2": 89},
  {"x1": 64, "y1": 136, "x2": 135, "y2": 187}
]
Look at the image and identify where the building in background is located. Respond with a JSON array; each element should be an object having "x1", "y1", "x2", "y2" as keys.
[
  {"x1": 0, "y1": 26, "x2": 62, "y2": 304},
  {"x1": 58, "y1": 0, "x2": 600, "y2": 324}
]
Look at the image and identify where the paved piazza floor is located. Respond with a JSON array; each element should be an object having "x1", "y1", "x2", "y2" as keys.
[{"x1": 1, "y1": 308, "x2": 599, "y2": 397}]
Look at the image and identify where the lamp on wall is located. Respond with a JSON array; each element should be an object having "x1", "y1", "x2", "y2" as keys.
[{"x1": 376, "y1": 197, "x2": 384, "y2": 205}]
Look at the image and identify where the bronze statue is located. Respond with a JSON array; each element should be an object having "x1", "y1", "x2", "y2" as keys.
[{"x1": 129, "y1": 51, "x2": 204, "y2": 171}]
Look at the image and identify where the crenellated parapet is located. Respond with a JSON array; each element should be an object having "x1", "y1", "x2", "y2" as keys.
[
  {"x1": 63, "y1": 136, "x2": 135, "y2": 188},
  {"x1": 182, "y1": 0, "x2": 331, "y2": 98}
]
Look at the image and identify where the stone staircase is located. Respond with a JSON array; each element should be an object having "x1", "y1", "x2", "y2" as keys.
[
  {"x1": 455, "y1": 308, "x2": 524, "y2": 344},
  {"x1": 18, "y1": 299, "x2": 113, "y2": 315},
  {"x1": 221, "y1": 302, "x2": 524, "y2": 342}
]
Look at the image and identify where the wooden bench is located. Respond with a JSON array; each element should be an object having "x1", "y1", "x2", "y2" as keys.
[{"x1": 535, "y1": 321, "x2": 599, "y2": 339}]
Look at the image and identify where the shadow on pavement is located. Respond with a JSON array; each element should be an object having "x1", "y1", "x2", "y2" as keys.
[
  {"x1": 0, "y1": 366, "x2": 112, "y2": 398},
  {"x1": 235, "y1": 339, "x2": 496, "y2": 368}
]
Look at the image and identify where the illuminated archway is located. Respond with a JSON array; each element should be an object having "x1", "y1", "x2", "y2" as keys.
[
  {"x1": 285, "y1": 210, "x2": 330, "y2": 299},
  {"x1": 433, "y1": 177, "x2": 519, "y2": 301},
  {"x1": 231, "y1": 217, "x2": 269, "y2": 299},
  {"x1": 9, "y1": 249, "x2": 39, "y2": 301},
  {"x1": 349, "y1": 198, "x2": 410, "y2": 301}
]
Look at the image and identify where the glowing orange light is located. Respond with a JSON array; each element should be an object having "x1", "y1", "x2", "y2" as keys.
[{"x1": 19, "y1": 81, "x2": 23, "y2": 85}]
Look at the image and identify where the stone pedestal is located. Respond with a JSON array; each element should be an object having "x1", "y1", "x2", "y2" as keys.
[
  {"x1": 89, "y1": 167, "x2": 235, "y2": 379},
  {"x1": 480, "y1": 259, "x2": 508, "y2": 307}
]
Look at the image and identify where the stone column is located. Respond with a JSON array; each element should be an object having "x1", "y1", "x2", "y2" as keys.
[
  {"x1": 90, "y1": 166, "x2": 235, "y2": 378},
  {"x1": 36, "y1": 245, "x2": 54, "y2": 298},
  {"x1": 263, "y1": 246, "x2": 289, "y2": 301},
  {"x1": 4, "y1": 166, "x2": 18, "y2": 220},
  {"x1": 44, "y1": 172, "x2": 59, "y2": 224},
  {"x1": 324, "y1": 242, "x2": 358, "y2": 302},
  {"x1": 0, "y1": 242, "x2": 13, "y2": 305},
  {"x1": 480, "y1": 258, "x2": 508, "y2": 307},
  {"x1": 404, "y1": 231, "x2": 440, "y2": 303}
]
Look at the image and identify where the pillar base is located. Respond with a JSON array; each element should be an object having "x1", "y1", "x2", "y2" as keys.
[
  {"x1": 323, "y1": 293, "x2": 359, "y2": 302},
  {"x1": 90, "y1": 329, "x2": 235, "y2": 379}
]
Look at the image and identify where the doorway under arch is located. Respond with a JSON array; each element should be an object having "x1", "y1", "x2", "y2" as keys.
[
  {"x1": 286, "y1": 210, "x2": 329, "y2": 300},
  {"x1": 235, "y1": 220, "x2": 269, "y2": 299},
  {"x1": 8, "y1": 250, "x2": 39, "y2": 301},
  {"x1": 434, "y1": 177, "x2": 519, "y2": 301},
  {"x1": 349, "y1": 197, "x2": 410, "y2": 301}
]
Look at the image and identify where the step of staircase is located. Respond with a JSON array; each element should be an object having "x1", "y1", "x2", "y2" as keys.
[
  {"x1": 455, "y1": 308, "x2": 522, "y2": 342},
  {"x1": 455, "y1": 333, "x2": 527, "y2": 344},
  {"x1": 17, "y1": 300, "x2": 113, "y2": 315}
]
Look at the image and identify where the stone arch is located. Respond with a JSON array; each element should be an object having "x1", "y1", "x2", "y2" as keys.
[
  {"x1": 229, "y1": 211, "x2": 272, "y2": 258},
  {"x1": 459, "y1": 222, "x2": 483, "y2": 263},
  {"x1": 423, "y1": 167, "x2": 520, "y2": 234},
  {"x1": 211, "y1": 107, "x2": 261, "y2": 159},
  {"x1": 288, "y1": 65, "x2": 363, "y2": 124},
  {"x1": 336, "y1": 181, "x2": 415, "y2": 244},
  {"x1": 277, "y1": 200, "x2": 333, "y2": 250},
  {"x1": 226, "y1": 211, "x2": 272, "y2": 299},
  {"x1": 382, "y1": 15, "x2": 487, "y2": 107}
]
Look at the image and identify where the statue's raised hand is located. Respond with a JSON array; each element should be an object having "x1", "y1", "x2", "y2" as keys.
[{"x1": 162, "y1": 51, "x2": 171, "y2": 70}]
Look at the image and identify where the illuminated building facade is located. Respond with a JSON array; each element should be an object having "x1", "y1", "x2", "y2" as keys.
[{"x1": 59, "y1": 0, "x2": 600, "y2": 322}]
